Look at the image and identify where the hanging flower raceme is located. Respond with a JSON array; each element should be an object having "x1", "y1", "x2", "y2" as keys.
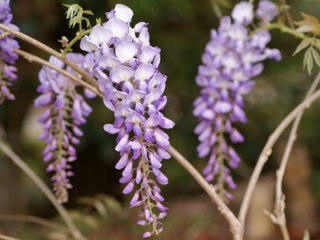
[
  {"x1": 193, "y1": 0, "x2": 281, "y2": 199},
  {"x1": 80, "y1": 4, "x2": 174, "y2": 237},
  {"x1": 35, "y1": 53, "x2": 92, "y2": 203},
  {"x1": 0, "y1": 0, "x2": 20, "y2": 103}
]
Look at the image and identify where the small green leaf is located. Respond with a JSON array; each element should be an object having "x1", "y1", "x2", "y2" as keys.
[
  {"x1": 83, "y1": 10, "x2": 93, "y2": 15},
  {"x1": 303, "y1": 230, "x2": 310, "y2": 240},
  {"x1": 293, "y1": 38, "x2": 312, "y2": 56},
  {"x1": 313, "y1": 39, "x2": 320, "y2": 51},
  {"x1": 96, "y1": 18, "x2": 102, "y2": 25},
  {"x1": 311, "y1": 48, "x2": 320, "y2": 67},
  {"x1": 216, "y1": 0, "x2": 231, "y2": 8},
  {"x1": 303, "y1": 47, "x2": 314, "y2": 75}
]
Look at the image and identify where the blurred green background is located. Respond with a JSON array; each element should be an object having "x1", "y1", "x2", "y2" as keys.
[{"x1": 0, "y1": 0, "x2": 320, "y2": 239}]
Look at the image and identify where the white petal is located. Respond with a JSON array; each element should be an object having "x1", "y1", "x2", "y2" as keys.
[
  {"x1": 103, "y1": 18, "x2": 129, "y2": 38},
  {"x1": 115, "y1": 4, "x2": 134, "y2": 23},
  {"x1": 115, "y1": 41, "x2": 138, "y2": 63}
]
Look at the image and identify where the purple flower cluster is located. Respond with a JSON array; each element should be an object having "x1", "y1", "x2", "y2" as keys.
[
  {"x1": 80, "y1": 4, "x2": 174, "y2": 237},
  {"x1": 35, "y1": 54, "x2": 92, "y2": 203},
  {"x1": 0, "y1": 0, "x2": 19, "y2": 103},
  {"x1": 194, "y1": 0, "x2": 281, "y2": 198}
]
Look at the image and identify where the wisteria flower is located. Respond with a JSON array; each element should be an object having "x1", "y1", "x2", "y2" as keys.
[
  {"x1": 0, "y1": 0, "x2": 20, "y2": 103},
  {"x1": 194, "y1": 0, "x2": 281, "y2": 199},
  {"x1": 80, "y1": 4, "x2": 173, "y2": 237},
  {"x1": 257, "y1": 0, "x2": 279, "y2": 23},
  {"x1": 35, "y1": 53, "x2": 92, "y2": 203}
]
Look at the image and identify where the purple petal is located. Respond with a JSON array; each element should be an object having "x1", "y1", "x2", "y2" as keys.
[
  {"x1": 34, "y1": 92, "x2": 52, "y2": 107},
  {"x1": 104, "y1": 124, "x2": 120, "y2": 134},
  {"x1": 122, "y1": 181, "x2": 134, "y2": 194},
  {"x1": 115, "y1": 134, "x2": 129, "y2": 151},
  {"x1": 115, "y1": 153, "x2": 128, "y2": 170}
]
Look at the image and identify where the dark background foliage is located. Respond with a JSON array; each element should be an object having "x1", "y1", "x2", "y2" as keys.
[{"x1": 1, "y1": 0, "x2": 320, "y2": 239}]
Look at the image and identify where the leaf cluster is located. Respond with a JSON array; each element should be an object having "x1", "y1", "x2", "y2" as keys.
[
  {"x1": 295, "y1": 13, "x2": 320, "y2": 36},
  {"x1": 63, "y1": 4, "x2": 93, "y2": 30},
  {"x1": 47, "y1": 195, "x2": 122, "y2": 240},
  {"x1": 293, "y1": 13, "x2": 320, "y2": 74},
  {"x1": 77, "y1": 194, "x2": 122, "y2": 218},
  {"x1": 294, "y1": 38, "x2": 320, "y2": 75}
]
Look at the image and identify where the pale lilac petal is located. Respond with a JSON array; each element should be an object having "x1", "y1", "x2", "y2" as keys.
[
  {"x1": 103, "y1": 17, "x2": 129, "y2": 37},
  {"x1": 115, "y1": 41, "x2": 138, "y2": 63}
]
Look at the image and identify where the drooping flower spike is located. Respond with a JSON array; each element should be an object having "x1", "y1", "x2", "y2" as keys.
[
  {"x1": 35, "y1": 53, "x2": 92, "y2": 203},
  {"x1": 80, "y1": 4, "x2": 174, "y2": 237},
  {"x1": 0, "y1": 0, "x2": 20, "y2": 103},
  {"x1": 193, "y1": 0, "x2": 281, "y2": 199}
]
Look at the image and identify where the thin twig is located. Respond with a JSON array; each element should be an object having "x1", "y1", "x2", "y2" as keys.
[
  {"x1": 279, "y1": 0, "x2": 295, "y2": 29},
  {"x1": 168, "y1": 146, "x2": 241, "y2": 238},
  {"x1": 0, "y1": 23, "x2": 98, "y2": 89},
  {"x1": 272, "y1": 71, "x2": 320, "y2": 239},
  {"x1": 238, "y1": 88, "x2": 320, "y2": 240},
  {"x1": 14, "y1": 49, "x2": 104, "y2": 99},
  {"x1": 0, "y1": 214, "x2": 67, "y2": 232},
  {"x1": 0, "y1": 234, "x2": 19, "y2": 240},
  {"x1": 267, "y1": 23, "x2": 305, "y2": 39},
  {"x1": 0, "y1": 141, "x2": 86, "y2": 240}
]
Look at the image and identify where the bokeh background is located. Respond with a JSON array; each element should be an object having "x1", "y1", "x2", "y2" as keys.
[{"x1": 0, "y1": 0, "x2": 320, "y2": 239}]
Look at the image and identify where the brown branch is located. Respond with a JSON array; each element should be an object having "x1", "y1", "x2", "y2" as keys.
[
  {"x1": 238, "y1": 88, "x2": 320, "y2": 239},
  {"x1": 0, "y1": 234, "x2": 19, "y2": 240},
  {"x1": 0, "y1": 23, "x2": 98, "y2": 89},
  {"x1": 0, "y1": 214, "x2": 67, "y2": 232},
  {"x1": 168, "y1": 146, "x2": 241, "y2": 238},
  {"x1": 270, "y1": 71, "x2": 320, "y2": 239},
  {"x1": 14, "y1": 49, "x2": 104, "y2": 99},
  {"x1": 279, "y1": 0, "x2": 295, "y2": 29}
]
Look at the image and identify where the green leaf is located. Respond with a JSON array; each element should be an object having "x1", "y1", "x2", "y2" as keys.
[
  {"x1": 77, "y1": 194, "x2": 122, "y2": 218},
  {"x1": 313, "y1": 39, "x2": 320, "y2": 51},
  {"x1": 83, "y1": 10, "x2": 93, "y2": 15},
  {"x1": 303, "y1": 47, "x2": 314, "y2": 75},
  {"x1": 216, "y1": 0, "x2": 231, "y2": 7},
  {"x1": 293, "y1": 38, "x2": 312, "y2": 56},
  {"x1": 303, "y1": 230, "x2": 310, "y2": 240},
  {"x1": 311, "y1": 48, "x2": 320, "y2": 67}
]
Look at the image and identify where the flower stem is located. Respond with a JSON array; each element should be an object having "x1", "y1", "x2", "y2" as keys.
[
  {"x1": 267, "y1": 22, "x2": 306, "y2": 39},
  {"x1": 62, "y1": 29, "x2": 91, "y2": 57}
]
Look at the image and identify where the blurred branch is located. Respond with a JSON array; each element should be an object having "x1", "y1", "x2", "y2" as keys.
[
  {"x1": 270, "y1": 71, "x2": 320, "y2": 240},
  {"x1": 0, "y1": 234, "x2": 19, "y2": 240},
  {"x1": 279, "y1": 0, "x2": 295, "y2": 29},
  {"x1": 238, "y1": 87, "x2": 320, "y2": 239},
  {"x1": 14, "y1": 49, "x2": 103, "y2": 98},
  {"x1": 168, "y1": 146, "x2": 241, "y2": 238},
  {"x1": 0, "y1": 141, "x2": 86, "y2": 240},
  {"x1": 0, "y1": 23, "x2": 98, "y2": 89},
  {"x1": 0, "y1": 214, "x2": 67, "y2": 232}
]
